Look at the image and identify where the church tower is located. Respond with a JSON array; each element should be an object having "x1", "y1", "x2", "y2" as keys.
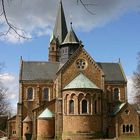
[
  {"x1": 59, "y1": 22, "x2": 81, "y2": 63},
  {"x1": 49, "y1": 1, "x2": 68, "y2": 62}
]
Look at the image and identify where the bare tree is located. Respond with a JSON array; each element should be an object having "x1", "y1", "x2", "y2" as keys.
[
  {"x1": 0, "y1": 0, "x2": 30, "y2": 39},
  {"x1": 76, "y1": 0, "x2": 96, "y2": 15},
  {"x1": 0, "y1": 63, "x2": 11, "y2": 116},
  {"x1": 0, "y1": 0, "x2": 96, "y2": 39},
  {"x1": 133, "y1": 52, "x2": 140, "y2": 103}
]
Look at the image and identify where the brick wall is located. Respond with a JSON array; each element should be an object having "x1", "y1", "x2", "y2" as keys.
[
  {"x1": 61, "y1": 49, "x2": 103, "y2": 90},
  {"x1": 117, "y1": 104, "x2": 140, "y2": 137},
  {"x1": 37, "y1": 118, "x2": 55, "y2": 139}
]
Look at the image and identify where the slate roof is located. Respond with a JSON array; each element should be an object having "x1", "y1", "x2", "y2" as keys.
[
  {"x1": 23, "y1": 116, "x2": 32, "y2": 122},
  {"x1": 97, "y1": 62, "x2": 127, "y2": 83},
  {"x1": 110, "y1": 102, "x2": 126, "y2": 116},
  {"x1": 53, "y1": 1, "x2": 68, "y2": 43},
  {"x1": 64, "y1": 73, "x2": 100, "y2": 90},
  {"x1": 62, "y1": 23, "x2": 79, "y2": 44},
  {"x1": 20, "y1": 61, "x2": 60, "y2": 81},
  {"x1": 38, "y1": 108, "x2": 54, "y2": 119}
]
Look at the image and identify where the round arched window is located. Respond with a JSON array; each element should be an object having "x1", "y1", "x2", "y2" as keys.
[
  {"x1": 27, "y1": 87, "x2": 33, "y2": 100},
  {"x1": 43, "y1": 88, "x2": 49, "y2": 100},
  {"x1": 69, "y1": 100, "x2": 74, "y2": 114},
  {"x1": 82, "y1": 99, "x2": 87, "y2": 113},
  {"x1": 114, "y1": 88, "x2": 120, "y2": 101}
]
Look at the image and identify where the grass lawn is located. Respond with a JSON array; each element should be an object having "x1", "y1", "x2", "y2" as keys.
[{"x1": 117, "y1": 137, "x2": 140, "y2": 140}]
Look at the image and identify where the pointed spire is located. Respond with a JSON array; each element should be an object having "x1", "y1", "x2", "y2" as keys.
[
  {"x1": 53, "y1": 1, "x2": 68, "y2": 43},
  {"x1": 62, "y1": 22, "x2": 79, "y2": 44}
]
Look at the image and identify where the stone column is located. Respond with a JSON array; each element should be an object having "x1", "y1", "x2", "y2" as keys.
[
  {"x1": 75, "y1": 95, "x2": 79, "y2": 115},
  {"x1": 115, "y1": 117, "x2": 119, "y2": 138},
  {"x1": 91, "y1": 94, "x2": 93, "y2": 115},
  {"x1": 32, "y1": 111, "x2": 37, "y2": 140}
]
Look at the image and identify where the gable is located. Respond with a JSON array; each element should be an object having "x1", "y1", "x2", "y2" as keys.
[
  {"x1": 111, "y1": 102, "x2": 138, "y2": 117},
  {"x1": 111, "y1": 102, "x2": 126, "y2": 116},
  {"x1": 59, "y1": 46, "x2": 104, "y2": 89}
]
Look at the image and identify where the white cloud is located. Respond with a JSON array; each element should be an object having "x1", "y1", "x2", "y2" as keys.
[
  {"x1": 0, "y1": 73, "x2": 15, "y2": 81},
  {"x1": 0, "y1": 0, "x2": 140, "y2": 43}
]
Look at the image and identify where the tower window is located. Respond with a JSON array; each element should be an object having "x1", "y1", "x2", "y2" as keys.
[
  {"x1": 82, "y1": 99, "x2": 87, "y2": 113},
  {"x1": 69, "y1": 100, "x2": 74, "y2": 114},
  {"x1": 27, "y1": 87, "x2": 33, "y2": 100},
  {"x1": 43, "y1": 88, "x2": 49, "y2": 100},
  {"x1": 65, "y1": 48, "x2": 68, "y2": 53},
  {"x1": 52, "y1": 47, "x2": 54, "y2": 51}
]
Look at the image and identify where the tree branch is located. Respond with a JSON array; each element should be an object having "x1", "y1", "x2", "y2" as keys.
[
  {"x1": 0, "y1": 0, "x2": 31, "y2": 40},
  {"x1": 77, "y1": 0, "x2": 96, "y2": 15}
]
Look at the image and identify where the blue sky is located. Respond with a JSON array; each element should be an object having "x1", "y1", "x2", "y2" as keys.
[
  {"x1": 0, "y1": 0, "x2": 140, "y2": 112},
  {"x1": 1, "y1": 10, "x2": 139, "y2": 75}
]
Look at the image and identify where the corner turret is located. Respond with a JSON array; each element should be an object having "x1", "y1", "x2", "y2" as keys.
[
  {"x1": 48, "y1": 1, "x2": 68, "y2": 62},
  {"x1": 59, "y1": 22, "x2": 81, "y2": 63}
]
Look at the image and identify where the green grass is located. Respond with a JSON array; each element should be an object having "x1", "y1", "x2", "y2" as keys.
[{"x1": 117, "y1": 137, "x2": 140, "y2": 140}]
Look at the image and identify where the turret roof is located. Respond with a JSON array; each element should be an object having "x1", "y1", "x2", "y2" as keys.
[
  {"x1": 64, "y1": 73, "x2": 100, "y2": 90},
  {"x1": 38, "y1": 108, "x2": 54, "y2": 119},
  {"x1": 23, "y1": 116, "x2": 32, "y2": 123},
  {"x1": 62, "y1": 23, "x2": 79, "y2": 44}
]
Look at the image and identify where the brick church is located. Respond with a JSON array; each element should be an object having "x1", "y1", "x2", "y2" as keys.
[{"x1": 8, "y1": 1, "x2": 140, "y2": 140}]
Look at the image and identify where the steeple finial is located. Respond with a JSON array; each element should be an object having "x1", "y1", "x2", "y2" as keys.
[{"x1": 70, "y1": 22, "x2": 72, "y2": 28}]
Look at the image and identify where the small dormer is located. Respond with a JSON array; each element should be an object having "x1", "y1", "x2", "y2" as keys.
[{"x1": 59, "y1": 23, "x2": 81, "y2": 63}]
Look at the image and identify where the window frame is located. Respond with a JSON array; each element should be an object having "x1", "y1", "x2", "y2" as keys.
[
  {"x1": 122, "y1": 124, "x2": 134, "y2": 133},
  {"x1": 75, "y1": 58, "x2": 87, "y2": 70},
  {"x1": 26, "y1": 87, "x2": 34, "y2": 101},
  {"x1": 113, "y1": 87, "x2": 120, "y2": 101},
  {"x1": 42, "y1": 87, "x2": 50, "y2": 101},
  {"x1": 81, "y1": 99, "x2": 88, "y2": 114},
  {"x1": 69, "y1": 99, "x2": 74, "y2": 114}
]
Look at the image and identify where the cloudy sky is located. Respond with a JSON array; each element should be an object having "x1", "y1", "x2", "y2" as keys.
[{"x1": 0, "y1": 0, "x2": 140, "y2": 113}]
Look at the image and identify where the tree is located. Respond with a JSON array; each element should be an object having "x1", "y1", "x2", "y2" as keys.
[
  {"x1": 76, "y1": 0, "x2": 96, "y2": 15},
  {"x1": 133, "y1": 52, "x2": 140, "y2": 103},
  {"x1": 0, "y1": 0, "x2": 30, "y2": 39},
  {"x1": 0, "y1": 63, "x2": 11, "y2": 115},
  {"x1": 0, "y1": 0, "x2": 96, "y2": 39}
]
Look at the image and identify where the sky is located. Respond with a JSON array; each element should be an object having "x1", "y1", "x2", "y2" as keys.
[{"x1": 0, "y1": 0, "x2": 140, "y2": 114}]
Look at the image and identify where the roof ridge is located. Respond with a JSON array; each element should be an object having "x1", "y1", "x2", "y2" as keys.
[
  {"x1": 118, "y1": 62, "x2": 127, "y2": 82},
  {"x1": 97, "y1": 62, "x2": 119, "y2": 64},
  {"x1": 22, "y1": 61, "x2": 60, "y2": 64}
]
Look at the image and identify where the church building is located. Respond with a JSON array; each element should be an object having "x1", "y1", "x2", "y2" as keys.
[{"x1": 8, "y1": 1, "x2": 140, "y2": 140}]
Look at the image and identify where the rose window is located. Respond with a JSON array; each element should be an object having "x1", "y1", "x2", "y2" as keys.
[{"x1": 76, "y1": 59, "x2": 87, "y2": 70}]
